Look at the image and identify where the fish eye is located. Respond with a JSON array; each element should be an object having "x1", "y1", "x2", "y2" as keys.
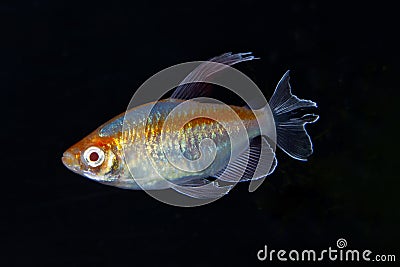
[{"x1": 83, "y1": 146, "x2": 105, "y2": 167}]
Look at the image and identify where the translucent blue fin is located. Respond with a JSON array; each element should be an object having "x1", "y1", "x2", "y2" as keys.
[
  {"x1": 212, "y1": 136, "x2": 277, "y2": 182},
  {"x1": 171, "y1": 181, "x2": 233, "y2": 199},
  {"x1": 270, "y1": 71, "x2": 319, "y2": 161},
  {"x1": 170, "y1": 52, "x2": 258, "y2": 100}
]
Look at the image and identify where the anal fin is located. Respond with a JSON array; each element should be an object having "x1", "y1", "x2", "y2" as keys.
[{"x1": 212, "y1": 136, "x2": 276, "y2": 183}]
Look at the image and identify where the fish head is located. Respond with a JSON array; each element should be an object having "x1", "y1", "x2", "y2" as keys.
[{"x1": 62, "y1": 130, "x2": 125, "y2": 183}]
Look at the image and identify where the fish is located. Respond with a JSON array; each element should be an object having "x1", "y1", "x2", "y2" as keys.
[{"x1": 62, "y1": 52, "x2": 319, "y2": 199}]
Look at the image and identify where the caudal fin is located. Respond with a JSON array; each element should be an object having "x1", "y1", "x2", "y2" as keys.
[{"x1": 270, "y1": 71, "x2": 319, "y2": 161}]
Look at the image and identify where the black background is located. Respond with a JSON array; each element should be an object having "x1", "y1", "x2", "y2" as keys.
[{"x1": 4, "y1": 0, "x2": 398, "y2": 266}]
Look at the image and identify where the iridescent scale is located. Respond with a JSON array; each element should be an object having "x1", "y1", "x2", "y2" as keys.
[{"x1": 116, "y1": 100, "x2": 261, "y2": 188}]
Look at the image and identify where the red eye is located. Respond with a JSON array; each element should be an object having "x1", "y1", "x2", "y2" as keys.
[
  {"x1": 89, "y1": 152, "x2": 99, "y2": 162},
  {"x1": 83, "y1": 146, "x2": 105, "y2": 167}
]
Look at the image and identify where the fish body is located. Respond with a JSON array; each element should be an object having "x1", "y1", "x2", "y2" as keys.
[
  {"x1": 62, "y1": 52, "x2": 319, "y2": 199},
  {"x1": 63, "y1": 99, "x2": 266, "y2": 189}
]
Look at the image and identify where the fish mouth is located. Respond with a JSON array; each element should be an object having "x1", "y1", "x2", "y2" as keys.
[
  {"x1": 62, "y1": 151, "x2": 105, "y2": 182},
  {"x1": 62, "y1": 151, "x2": 81, "y2": 174}
]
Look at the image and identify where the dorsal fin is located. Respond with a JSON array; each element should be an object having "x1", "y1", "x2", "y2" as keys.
[{"x1": 170, "y1": 52, "x2": 258, "y2": 100}]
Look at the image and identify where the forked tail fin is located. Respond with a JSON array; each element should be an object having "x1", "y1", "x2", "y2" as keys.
[{"x1": 269, "y1": 71, "x2": 319, "y2": 161}]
